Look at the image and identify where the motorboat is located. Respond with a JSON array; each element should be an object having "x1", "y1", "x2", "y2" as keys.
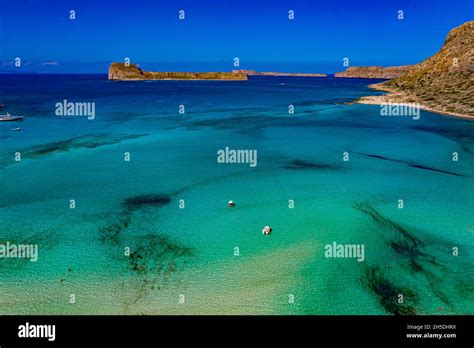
[{"x1": 0, "y1": 113, "x2": 24, "y2": 122}]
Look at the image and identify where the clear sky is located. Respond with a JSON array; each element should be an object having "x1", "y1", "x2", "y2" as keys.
[{"x1": 0, "y1": 0, "x2": 472, "y2": 73}]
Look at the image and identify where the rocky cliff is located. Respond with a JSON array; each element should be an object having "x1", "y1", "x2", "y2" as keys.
[
  {"x1": 108, "y1": 62, "x2": 145, "y2": 80},
  {"x1": 377, "y1": 21, "x2": 474, "y2": 117}
]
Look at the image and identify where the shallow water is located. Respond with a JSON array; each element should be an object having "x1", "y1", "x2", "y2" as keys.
[{"x1": 0, "y1": 74, "x2": 473, "y2": 314}]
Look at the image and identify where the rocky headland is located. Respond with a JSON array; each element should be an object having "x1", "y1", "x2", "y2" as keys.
[{"x1": 357, "y1": 21, "x2": 474, "y2": 118}]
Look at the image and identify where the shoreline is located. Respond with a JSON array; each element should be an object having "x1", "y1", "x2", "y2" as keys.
[{"x1": 356, "y1": 83, "x2": 474, "y2": 120}]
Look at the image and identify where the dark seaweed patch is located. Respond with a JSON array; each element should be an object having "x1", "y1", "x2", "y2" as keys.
[
  {"x1": 353, "y1": 202, "x2": 463, "y2": 310},
  {"x1": 123, "y1": 194, "x2": 171, "y2": 212},
  {"x1": 389, "y1": 240, "x2": 425, "y2": 272},
  {"x1": 354, "y1": 202, "x2": 438, "y2": 275},
  {"x1": 98, "y1": 215, "x2": 132, "y2": 245},
  {"x1": 362, "y1": 266, "x2": 417, "y2": 315},
  {"x1": 0, "y1": 133, "x2": 148, "y2": 170},
  {"x1": 365, "y1": 154, "x2": 392, "y2": 161},
  {"x1": 28, "y1": 133, "x2": 148, "y2": 157},
  {"x1": 128, "y1": 234, "x2": 193, "y2": 276},
  {"x1": 124, "y1": 234, "x2": 193, "y2": 304},
  {"x1": 283, "y1": 159, "x2": 339, "y2": 170},
  {"x1": 354, "y1": 202, "x2": 441, "y2": 273},
  {"x1": 408, "y1": 164, "x2": 465, "y2": 177},
  {"x1": 97, "y1": 191, "x2": 194, "y2": 306},
  {"x1": 99, "y1": 193, "x2": 172, "y2": 244},
  {"x1": 353, "y1": 202, "x2": 422, "y2": 248},
  {"x1": 360, "y1": 153, "x2": 466, "y2": 177}
]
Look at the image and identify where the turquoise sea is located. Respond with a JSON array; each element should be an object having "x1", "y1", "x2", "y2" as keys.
[{"x1": 0, "y1": 74, "x2": 473, "y2": 314}]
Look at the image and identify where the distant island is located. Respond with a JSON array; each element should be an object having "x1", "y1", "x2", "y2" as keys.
[
  {"x1": 108, "y1": 63, "x2": 248, "y2": 80},
  {"x1": 108, "y1": 63, "x2": 326, "y2": 81},
  {"x1": 234, "y1": 70, "x2": 326, "y2": 77},
  {"x1": 344, "y1": 21, "x2": 473, "y2": 119},
  {"x1": 334, "y1": 66, "x2": 412, "y2": 79}
]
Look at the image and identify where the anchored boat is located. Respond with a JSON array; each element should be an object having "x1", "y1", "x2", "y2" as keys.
[{"x1": 0, "y1": 113, "x2": 24, "y2": 122}]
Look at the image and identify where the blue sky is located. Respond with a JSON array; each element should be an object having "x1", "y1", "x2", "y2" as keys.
[{"x1": 0, "y1": 0, "x2": 472, "y2": 73}]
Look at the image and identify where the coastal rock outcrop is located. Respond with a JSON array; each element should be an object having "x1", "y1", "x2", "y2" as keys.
[
  {"x1": 378, "y1": 21, "x2": 474, "y2": 117},
  {"x1": 108, "y1": 62, "x2": 145, "y2": 80},
  {"x1": 358, "y1": 21, "x2": 474, "y2": 118}
]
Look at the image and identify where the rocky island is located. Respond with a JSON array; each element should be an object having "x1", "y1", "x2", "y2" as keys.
[
  {"x1": 234, "y1": 69, "x2": 327, "y2": 77},
  {"x1": 108, "y1": 63, "x2": 248, "y2": 80},
  {"x1": 108, "y1": 63, "x2": 327, "y2": 81},
  {"x1": 357, "y1": 21, "x2": 474, "y2": 118},
  {"x1": 334, "y1": 65, "x2": 412, "y2": 79}
]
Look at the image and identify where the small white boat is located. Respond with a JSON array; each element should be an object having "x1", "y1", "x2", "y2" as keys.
[
  {"x1": 12, "y1": 127, "x2": 21, "y2": 131},
  {"x1": 0, "y1": 113, "x2": 24, "y2": 122},
  {"x1": 262, "y1": 226, "x2": 272, "y2": 235}
]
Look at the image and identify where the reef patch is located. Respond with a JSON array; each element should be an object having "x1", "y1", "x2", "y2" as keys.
[
  {"x1": 97, "y1": 191, "x2": 194, "y2": 307},
  {"x1": 282, "y1": 159, "x2": 339, "y2": 170},
  {"x1": 361, "y1": 153, "x2": 466, "y2": 177},
  {"x1": 123, "y1": 233, "x2": 194, "y2": 305},
  {"x1": 362, "y1": 266, "x2": 418, "y2": 315},
  {"x1": 123, "y1": 194, "x2": 172, "y2": 213},
  {"x1": 0, "y1": 133, "x2": 148, "y2": 170}
]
